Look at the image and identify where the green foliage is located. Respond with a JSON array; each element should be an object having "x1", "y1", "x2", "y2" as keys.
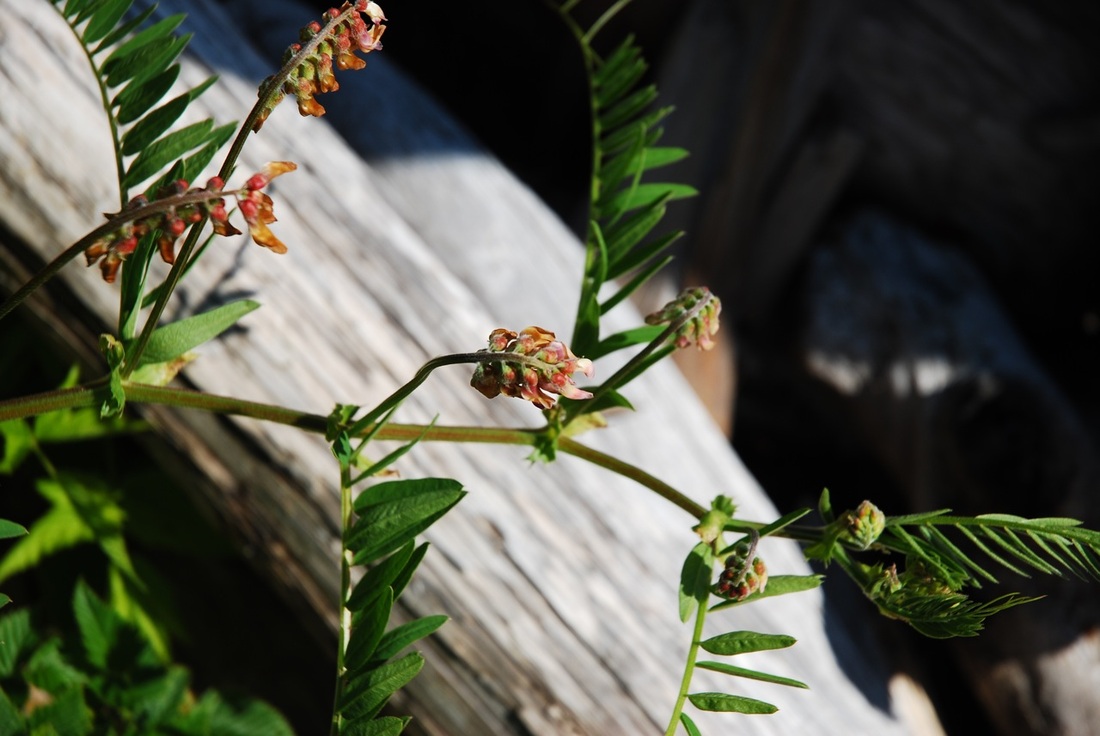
[
  {"x1": 803, "y1": 493, "x2": 1100, "y2": 638},
  {"x1": 0, "y1": 582, "x2": 293, "y2": 735},
  {"x1": 329, "y1": 414, "x2": 464, "y2": 735},
  {"x1": 137, "y1": 299, "x2": 260, "y2": 366},
  {"x1": 554, "y1": 3, "x2": 695, "y2": 367},
  {"x1": 667, "y1": 495, "x2": 818, "y2": 733},
  {"x1": 49, "y1": 0, "x2": 228, "y2": 200}
]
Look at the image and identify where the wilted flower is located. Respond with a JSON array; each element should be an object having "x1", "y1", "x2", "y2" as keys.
[
  {"x1": 645, "y1": 286, "x2": 721, "y2": 350},
  {"x1": 470, "y1": 326, "x2": 594, "y2": 410},
  {"x1": 253, "y1": 1, "x2": 386, "y2": 130}
]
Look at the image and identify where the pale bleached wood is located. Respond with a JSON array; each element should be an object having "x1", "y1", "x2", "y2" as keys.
[{"x1": 0, "y1": 1, "x2": 916, "y2": 733}]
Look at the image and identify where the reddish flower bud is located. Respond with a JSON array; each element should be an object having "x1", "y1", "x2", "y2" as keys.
[
  {"x1": 114, "y1": 236, "x2": 138, "y2": 256},
  {"x1": 239, "y1": 198, "x2": 259, "y2": 220}
]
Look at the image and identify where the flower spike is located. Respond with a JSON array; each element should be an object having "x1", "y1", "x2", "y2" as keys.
[
  {"x1": 470, "y1": 327, "x2": 594, "y2": 410},
  {"x1": 645, "y1": 286, "x2": 722, "y2": 351},
  {"x1": 83, "y1": 164, "x2": 297, "y2": 282},
  {"x1": 253, "y1": 2, "x2": 387, "y2": 131}
]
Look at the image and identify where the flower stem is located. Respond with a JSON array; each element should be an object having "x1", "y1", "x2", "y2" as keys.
[
  {"x1": 0, "y1": 192, "x2": 228, "y2": 325},
  {"x1": 665, "y1": 585, "x2": 709, "y2": 735}
]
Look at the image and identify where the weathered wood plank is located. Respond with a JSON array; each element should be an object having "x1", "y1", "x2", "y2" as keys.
[{"x1": 0, "y1": 1, "x2": 917, "y2": 733}]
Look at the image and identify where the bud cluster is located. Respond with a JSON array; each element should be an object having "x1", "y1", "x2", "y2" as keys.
[
  {"x1": 84, "y1": 162, "x2": 297, "y2": 283},
  {"x1": 470, "y1": 326, "x2": 595, "y2": 410},
  {"x1": 840, "y1": 500, "x2": 886, "y2": 551},
  {"x1": 644, "y1": 286, "x2": 721, "y2": 350},
  {"x1": 715, "y1": 538, "x2": 768, "y2": 602},
  {"x1": 254, "y1": 1, "x2": 386, "y2": 130}
]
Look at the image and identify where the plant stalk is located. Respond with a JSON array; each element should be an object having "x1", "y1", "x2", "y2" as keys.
[{"x1": 665, "y1": 585, "x2": 709, "y2": 735}]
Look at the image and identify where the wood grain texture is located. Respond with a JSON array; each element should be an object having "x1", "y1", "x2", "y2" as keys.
[{"x1": 0, "y1": 1, "x2": 916, "y2": 733}]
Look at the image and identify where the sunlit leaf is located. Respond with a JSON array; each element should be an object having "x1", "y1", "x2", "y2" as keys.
[
  {"x1": 679, "y1": 542, "x2": 712, "y2": 623},
  {"x1": 122, "y1": 76, "x2": 218, "y2": 155},
  {"x1": 679, "y1": 712, "x2": 702, "y2": 736},
  {"x1": 348, "y1": 479, "x2": 464, "y2": 564},
  {"x1": 688, "y1": 691, "x2": 777, "y2": 715},
  {"x1": 138, "y1": 299, "x2": 259, "y2": 365},
  {"x1": 697, "y1": 660, "x2": 808, "y2": 689},
  {"x1": 345, "y1": 587, "x2": 392, "y2": 671},
  {"x1": 699, "y1": 631, "x2": 796, "y2": 657},
  {"x1": 370, "y1": 615, "x2": 447, "y2": 664},
  {"x1": 81, "y1": 0, "x2": 131, "y2": 45},
  {"x1": 338, "y1": 652, "x2": 423, "y2": 719},
  {"x1": 710, "y1": 575, "x2": 823, "y2": 612}
]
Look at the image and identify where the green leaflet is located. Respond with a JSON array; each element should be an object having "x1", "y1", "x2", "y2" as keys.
[
  {"x1": 341, "y1": 716, "x2": 409, "y2": 736},
  {"x1": 679, "y1": 712, "x2": 702, "y2": 736},
  {"x1": 92, "y1": 4, "x2": 158, "y2": 53},
  {"x1": 348, "y1": 478, "x2": 465, "y2": 565},
  {"x1": 137, "y1": 299, "x2": 260, "y2": 365},
  {"x1": 0, "y1": 493, "x2": 96, "y2": 584},
  {"x1": 115, "y1": 65, "x2": 180, "y2": 124},
  {"x1": 687, "y1": 692, "x2": 778, "y2": 715},
  {"x1": 590, "y1": 325, "x2": 665, "y2": 360},
  {"x1": 679, "y1": 542, "x2": 713, "y2": 623},
  {"x1": 72, "y1": 578, "x2": 118, "y2": 670},
  {"x1": 696, "y1": 660, "x2": 808, "y2": 690},
  {"x1": 345, "y1": 587, "x2": 393, "y2": 671},
  {"x1": 0, "y1": 609, "x2": 36, "y2": 677},
  {"x1": 123, "y1": 118, "x2": 214, "y2": 188},
  {"x1": 0, "y1": 419, "x2": 34, "y2": 474},
  {"x1": 102, "y1": 13, "x2": 187, "y2": 66},
  {"x1": 122, "y1": 76, "x2": 218, "y2": 155},
  {"x1": 709, "y1": 575, "x2": 823, "y2": 613},
  {"x1": 369, "y1": 615, "x2": 447, "y2": 664},
  {"x1": 338, "y1": 652, "x2": 424, "y2": 720},
  {"x1": 105, "y1": 33, "x2": 191, "y2": 90},
  {"x1": 599, "y1": 182, "x2": 697, "y2": 219},
  {"x1": 699, "y1": 631, "x2": 797, "y2": 657},
  {"x1": 80, "y1": 0, "x2": 131, "y2": 45},
  {"x1": 347, "y1": 541, "x2": 419, "y2": 613}
]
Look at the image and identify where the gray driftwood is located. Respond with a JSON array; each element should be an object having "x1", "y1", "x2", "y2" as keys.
[{"x1": 1, "y1": 0, "x2": 920, "y2": 733}]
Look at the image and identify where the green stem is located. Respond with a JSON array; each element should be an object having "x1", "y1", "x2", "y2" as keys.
[
  {"x1": 331, "y1": 457, "x2": 354, "y2": 736},
  {"x1": 557, "y1": 437, "x2": 706, "y2": 519},
  {"x1": 347, "y1": 351, "x2": 551, "y2": 435},
  {"x1": 665, "y1": 584, "x2": 709, "y2": 735},
  {"x1": 0, "y1": 381, "x2": 711, "y2": 523}
]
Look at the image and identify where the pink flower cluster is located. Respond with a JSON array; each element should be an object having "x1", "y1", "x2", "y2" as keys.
[
  {"x1": 470, "y1": 326, "x2": 595, "y2": 410},
  {"x1": 254, "y1": 1, "x2": 386, "y2": 130},
  {"x1": 84, "y1": 162, "x2": 297, "y2": 283},
  {"x1": 644, "y1": 286, "x2": 722, "y2": 350}
]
